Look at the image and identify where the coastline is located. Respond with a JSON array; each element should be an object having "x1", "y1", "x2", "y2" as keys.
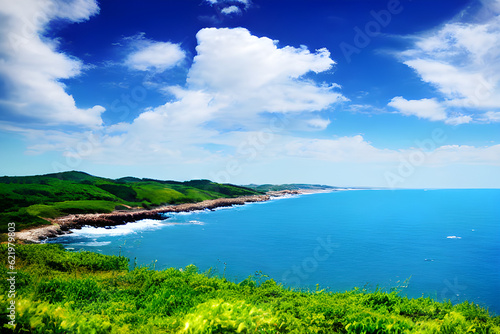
[{"x1": 16, "y1": 189, "x2": 307, "y2": 243}]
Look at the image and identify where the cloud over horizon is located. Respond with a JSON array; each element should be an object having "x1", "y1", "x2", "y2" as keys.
[{"x1": 0, "y1": 1, "x2": 499, "y2": 188}]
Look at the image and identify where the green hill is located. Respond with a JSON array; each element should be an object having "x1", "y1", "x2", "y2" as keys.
[
  {"x1": 243, "y1": 183, "x2": 340, "y2": 192},
  {"x1": 0, "y1": 171, "x2": 262, "y2": 233}
]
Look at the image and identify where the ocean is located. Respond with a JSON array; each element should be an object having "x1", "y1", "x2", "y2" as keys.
[{"x1": 51, "y1": 189, "x2": 500, "y2": 314}]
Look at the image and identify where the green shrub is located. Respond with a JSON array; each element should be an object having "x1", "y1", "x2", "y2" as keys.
[
  {"x1": 176, "y1": 299, "x2": 284, "y2": 333},
  {"x1": 2, "y1": 243, "x2": 129, "y2": 272},
  {"x1": 3, "y1": 297, "x2": 115, "y2": 334},
  {"x1": 97, "y1": 184, "x2": 138, "y2": 202}
]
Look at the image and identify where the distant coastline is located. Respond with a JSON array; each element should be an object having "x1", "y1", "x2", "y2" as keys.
[{"x1": 16, "y1": 189, "x2": 333, "y2": 243}]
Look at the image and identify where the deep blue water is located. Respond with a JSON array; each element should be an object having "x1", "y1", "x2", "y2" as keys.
[{"x1": 52, "y1": 189, "x2": 500, "y2": 314}]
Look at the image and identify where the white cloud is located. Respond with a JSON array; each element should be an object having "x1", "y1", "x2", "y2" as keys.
[
  {"x1": 88, "y1": 28, "x2": 345, "y2": 161},
  {"x1": 7, "y1": 116, "x2": 499, "y2": 170},
  {"x1": 221, "y1": 6, "x2": 241, "y2": 15},
  {"x1": 444, "y1": 114, "x2": 473, "y2": 125},
  {"x1": 388, "y1": 97, "x2": 473, "y2": 125},
  {"x1": 480, "y1": 111, "x2": 500, "y2": 122},
  {"x1": 403, "y1": 59, "x2": 490, "y2": 101},
  {"x1": 188, "y1": 27, "x2": 345, "y2": 123},
  {"x1": 476, "y1": 0, "x2": 500, "y2": 19},
  {"x1": 0, "y1": 0, "x2": 104, "y2": 128},
  {"x1": 246, "y1": 133, "x2": 500, "y2": 166},
  {"x1": 125, "y1": 40, "x2": 185, "y2": 72},
  {"x1": 53, "y1": 0, "x2": 100, "y2": 22},
  {"x1": 428, "y1": 144, "x2": 500, "y2": 166},
  {"x1": 388, "y1": 97, "x2": 447, "y2": 121},
  {"x1": 283, "y1": 135, "x2": 396, "y2": 163},
  {"x1": 8, "y1": 27, "x2": 345, "y2": 165},
  {"x1": 206, "y1": 0, "x2": 251, "y2": 9},
  {"x1": 306, "y1": 118, "x2": 331, "y2": 130},
  {"x1": 92, "y1": 88, "x2": 221, "y2": 164},
  {"x1": 393, "y1": 3, "x2": 500, "y2": 123},
  {"x1": 3, "y1": 21, "x2": 497, "y2": 182}
]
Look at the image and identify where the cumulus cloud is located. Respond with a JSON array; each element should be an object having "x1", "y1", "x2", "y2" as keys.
[
  {"x1": 206, "y1": 0, "x2": 250, "y2": 5},
  {"x1": 0, "y1": 0, "x2": 104, "y2": 128},
  {"x1": 388, "y1": 97, "x2": 447, "y2": 121},
  {"x1": 255, "y1": 134, "x2": 500, "y2": 166},
  {"x1": 69, "y1": 27, "x2": 346, "y2": 164},
  {"x1": 14, "y1": 27, "x2": 345, "y2": 164},
  {"x1": 427, "y1": 144, "x2": 500, "y2": 166},
  {"x1": 99, "y1": 28, "x2": 343, "y2": 159},
  {"x1": 4, "y1": 19, "x2": 497, "y2": 178},
  {"x1": 392, "y1": 2, "x2": 500, "y2": 124},
  {"x1": 204, "y1": 0, "x2": 251, "y2": 16},
  {"x1": 306, "y1": 118, "x2": 331, "y2": 130},
  {"x1": 221, "y1": 5, "x2": 241, "y2": 15},
  {"x1": 388, "y1": 97, "x2": 472, "y2": 125},
  {"x1": 480, "y1": 111, "x2": 500, "y2": 122},
  {"x1": 445, "y1": 114, "x2": 473, "y2": 125},
  {"x1": 125, "y1": 37, "x2": 185, "y2": 72},
  {"x1": 52, "y1": 0, "x2": 100, "y2": 21},
  {"x1": 8, "y1": 116, "x2": 499, "y2": 171},
  {"x1": 188, "y1": 27, "x2": 344, "y2": 123},
  {"x1": 283, "y1": 135, "x2": 396, "y2": 163}
]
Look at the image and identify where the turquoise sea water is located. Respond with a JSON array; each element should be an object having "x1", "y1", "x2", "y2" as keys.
[{"x1": 52, "y1": 189, "x2": 500, "y2": 314}]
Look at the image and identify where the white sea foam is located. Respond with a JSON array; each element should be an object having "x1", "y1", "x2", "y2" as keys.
[
  {"x1": 166, "y1": 207, "x2": 220, "y2": 216},
  {"x1": 189, "y1": 220, "x2": 204, "y2": 225},
  {"x1": 210, "y1": 205, "x2": 237, "y2": 211},
  {"x1": 64, "y1": 218, "x2": 208, "y2": 239},
  {"x1": 446, "y1": 236, "x2": 462, "y2": 239},
  {"x1": 67, "y1": 219, "x2": 165, "y2": 237},
  {"x1": 162, "y1": 220, "x2": 205, "y2": 227},
  {"x1": 269, "y1": 194, "x2": 296, "y2": 200},
  {"x1": 72, "y1": 241, "x2": 112, "y2": 247},
  {"x1": 169, "y1": 211, "x2": 196, "y2": 216}
]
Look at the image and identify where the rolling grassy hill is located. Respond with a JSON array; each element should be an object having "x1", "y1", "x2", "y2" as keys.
[
  {"x1": 243, "y1": 183, "x2": 340, "y2": 192},
  {"x1": 0, "y1": 171, "x2": 262, "y2": 233}
]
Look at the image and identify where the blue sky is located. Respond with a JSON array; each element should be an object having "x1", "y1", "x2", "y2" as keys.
[{"x1": 1, "y1": 0, "x2": 499, "y2": 188}]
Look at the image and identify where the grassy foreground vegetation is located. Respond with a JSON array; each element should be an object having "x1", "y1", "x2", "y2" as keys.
[
  {"x1": 1, "y1": 244, "x2": 499, "y2": 333},
  {"x1": 0, "y1": 171, "x2": 262, "y2": 234}
]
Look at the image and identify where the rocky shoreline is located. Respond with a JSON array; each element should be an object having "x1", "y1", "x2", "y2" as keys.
[{"x1": 16, "y1": 190, "x2": 302, "y2": 243}]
